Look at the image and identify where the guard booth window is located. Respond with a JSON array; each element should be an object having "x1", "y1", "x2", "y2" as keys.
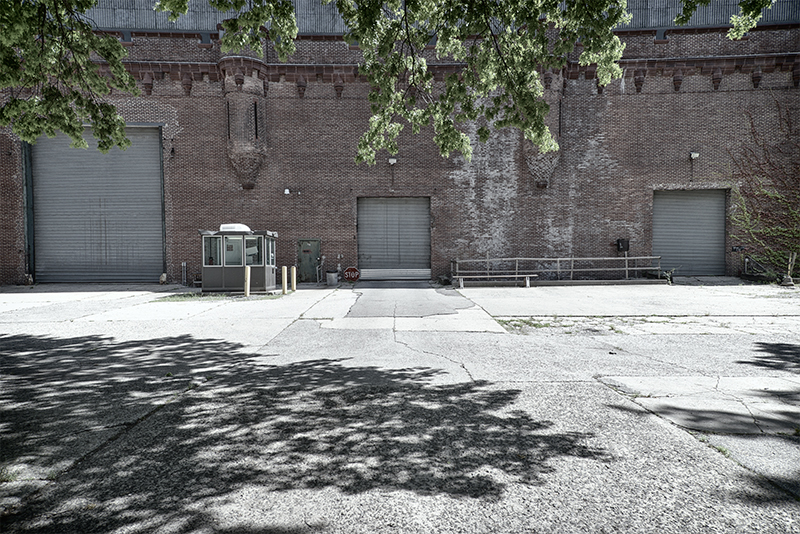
[
  {"x1": 268, "y1": 238, "x2": 275, "y2": 267},
  {"x1": 204, "y1": 236, "x2": 222, "y2": 266},
  {"x1": 245, "y1": 236, "x2": 263, "y2": 266},
  {"x1": 225, "y1": 236, "x2": 243, "y2": 266}
]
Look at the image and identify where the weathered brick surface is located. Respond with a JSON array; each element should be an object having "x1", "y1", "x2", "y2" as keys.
[
  {"x1": 0, "y1": 131, "x2": 25, "y2": 284},
  {"x1": 1, "y1": 26, "x2": 797, "y2": 284}
]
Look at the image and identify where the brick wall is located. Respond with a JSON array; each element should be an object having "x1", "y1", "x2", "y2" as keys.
[
  {"x1": 0, "y1": 130, "x2": 26, "y2": 284},
  {"x1": 0, "y1": 26, "x2": 797, "y2": 285}
]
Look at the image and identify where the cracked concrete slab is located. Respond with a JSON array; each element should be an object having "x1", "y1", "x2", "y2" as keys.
[
  {"x1": 599, "y1": 376, "x2": 800, "y2": 435},
  {"x1": 318, "y1": 317, "x2": 395, "y2": 330},
  {"x1": 702, "y1": 434, "x2": 800, "y2": 499},
  {"x1": 347, "y1": 284, "x2": 473, "y2": 318},
  {"x1": 301, "y1": 289, "x2": 360, "y2": 320},
  {"x1": 395, "y1": 306, "x2": 506, "y2": 333},
  {"x1": 1, "y1": 282, "x2": 799, "y2": 532},
  {"x1": 462, "y1": 284, "x2": 800, "y2": 318}
]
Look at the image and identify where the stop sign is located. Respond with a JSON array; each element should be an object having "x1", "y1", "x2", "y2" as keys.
[{"x1": 343, "y1": 267, "x2": 361, "y2": 282}]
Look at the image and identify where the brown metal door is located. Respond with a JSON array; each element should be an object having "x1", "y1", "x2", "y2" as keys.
[{"x1": 297, "y1": 239, "x2": 321, "y2": 283}]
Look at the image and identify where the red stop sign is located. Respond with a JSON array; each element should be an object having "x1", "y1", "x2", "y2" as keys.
[{"x1": 343, "y1": 267, "x2": 361, "y2": 282}]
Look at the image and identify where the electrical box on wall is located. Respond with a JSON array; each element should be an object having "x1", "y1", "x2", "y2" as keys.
[{"x1": 616, "y1": 239, "x2": 630, "y2": 252}]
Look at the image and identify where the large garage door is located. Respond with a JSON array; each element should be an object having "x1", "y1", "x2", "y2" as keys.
[
  {"x1": 357, "y1": 197, "x2": 431, "y2": 280},
  {"x1": 653, "y1": 190, "x2": 726, "y2": 276},
  {"x1": 32, "y1": 127, "x2": 164, "y2": 282}
]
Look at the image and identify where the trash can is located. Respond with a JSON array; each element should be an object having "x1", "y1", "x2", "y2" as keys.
[{"x1": 326, "y1": 270, "x2": 338, "y2": 286}]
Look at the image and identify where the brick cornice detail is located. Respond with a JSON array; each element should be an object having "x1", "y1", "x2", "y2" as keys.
[
  {"x1": 117, "y1": 52, "x2": 798, "y2": 91},
  {"x1": 565, "y1": 53, "x2": 800, "y2": 79},
  {"x1": 121, "y1": 59, "x2": 368, "y2": 84},
  {"x1": 123, "y1": 61, "x2": 223, "y2": 82}
]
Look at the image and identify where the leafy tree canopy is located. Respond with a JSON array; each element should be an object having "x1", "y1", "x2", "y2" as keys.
[
  {"x1": 1, "y1": 0, "x2": 774, "y2": 159},
  {"x1": 0, "y1": 0, "x2": 138, "y2": 151}
]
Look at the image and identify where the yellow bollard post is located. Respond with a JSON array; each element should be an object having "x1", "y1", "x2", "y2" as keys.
[
  {"x1": 291, "y1": 266, "x2": 297, "y2": 292},
  {"x1": 244, "y1": 265, "x2": 251, "y2": 297},
  {"x1": 282, "y1": 266, "x2": 288, "y2": 295}
]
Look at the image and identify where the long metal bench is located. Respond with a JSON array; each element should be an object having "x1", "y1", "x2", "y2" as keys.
[{"x1": 451, "y1": 256, "x2": 663, "y2": 287}]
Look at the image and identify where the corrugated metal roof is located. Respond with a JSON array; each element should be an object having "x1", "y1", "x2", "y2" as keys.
[
  {"x1": 86, "y1": 0, "x2": 798, "y2": 34},
  {"x1": 625, "y1": 0, "x2": 799, "y2": 29}
]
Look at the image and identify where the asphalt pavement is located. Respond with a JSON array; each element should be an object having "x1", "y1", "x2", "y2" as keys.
[{"x1": 0, "y1": 278, "x2": 798, "y2": 533}]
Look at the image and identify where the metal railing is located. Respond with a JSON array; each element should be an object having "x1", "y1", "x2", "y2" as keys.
[{"x1": 451, "y1": 256, "x2": 663, "y2": 287}]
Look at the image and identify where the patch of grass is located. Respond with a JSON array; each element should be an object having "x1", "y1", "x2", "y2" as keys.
[
  {"x1": 712, "y1": 445, "x2": 731, "y2": 458},
  {"x1": 0, "y1": 466, "x2": 18, "y2": 483},
  {"x1": 157, "y1": 291, "x2": 282, "y2": 302},
  {"x1": 499, "y1": 318, "x2": 556, "y2": 330}
]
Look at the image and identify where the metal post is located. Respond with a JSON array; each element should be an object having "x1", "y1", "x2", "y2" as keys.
[
  {"x1": 244, "y1": 265, "x2": 251, "y2": 297},
  {"x1": 291, "y1": 266, "x2": 297, "y2": 292},
  {"x1": 625, "y1": 251, "x2": 629, "y2": 280},
  {"x1": 570, "y1": 258, "x2": 574, "y2": 280},
  {"x1": 282, "y1": 266, "x2": 288, "y2": 295}
]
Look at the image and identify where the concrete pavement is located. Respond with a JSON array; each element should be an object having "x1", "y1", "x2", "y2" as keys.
[{"x1": 0, "y1": 279, "x2": 798, "y2": 533}]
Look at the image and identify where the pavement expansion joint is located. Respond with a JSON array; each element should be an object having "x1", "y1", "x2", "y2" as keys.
[
  {"x1": 392, "y1": 334, "x2": 476, "y2": 382},
  {"x1": 347, "y1": 289, "x2": 363, "y2": 317}
]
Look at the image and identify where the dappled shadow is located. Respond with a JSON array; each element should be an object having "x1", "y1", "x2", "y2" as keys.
[
  {"x1": 0, "y1": 333, "x2": 235, "y2": 475},
  {"x1": 737, "y1": 342, "x2": 800, "y2": 373},
  {"x1": 604, "y1": 396, "x2": 800, "y2": 504},
  {"x1": 0, "y1": 334, "x2": 609, "y2": 533}
]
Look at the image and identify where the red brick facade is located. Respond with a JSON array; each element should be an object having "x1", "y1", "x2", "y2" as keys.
[{"x1": 1, "y1": 25, "x2": 798, "y2": 285}]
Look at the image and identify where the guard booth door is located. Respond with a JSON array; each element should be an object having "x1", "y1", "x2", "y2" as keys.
[{"x1": 297, "y1": 239, "x2": 321, "y2": 283}]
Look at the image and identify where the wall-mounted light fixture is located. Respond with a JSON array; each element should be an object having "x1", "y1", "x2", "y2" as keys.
[
  {"x1": 284, "y1": 188, "x2": 290, "y2": 195},
  {"x1": 388, "y1": 158, "x2": 397, "y2": 165},
  {"x1": 690, "y1": 152, "x2": 700, "y2": 160}
]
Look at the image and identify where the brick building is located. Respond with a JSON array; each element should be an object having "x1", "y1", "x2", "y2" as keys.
[{"x1": 1, "y1": 0, "x2": 798, "y2": 285}]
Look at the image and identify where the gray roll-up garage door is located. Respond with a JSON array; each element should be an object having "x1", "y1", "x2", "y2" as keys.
[
  {"x1": 32, "y1": 127, "x2": 164, "y2": 282},
  {"x1": 357, "y1": 197, "x2": 431, "y2": 280},
  {"x1": 652, "y1": 189, "x2": 726, "y2": 276}
]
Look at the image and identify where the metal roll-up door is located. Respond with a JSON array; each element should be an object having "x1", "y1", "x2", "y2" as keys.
[
  {"x1": 653, "y1": 189, "x2": 726, "y2": 276},
  {"x1": 32, "y1": 127, "x2": 164, "y2": 282},
  {"x1": 357, "y1": 197, "x2": 431, "y2": 280}
]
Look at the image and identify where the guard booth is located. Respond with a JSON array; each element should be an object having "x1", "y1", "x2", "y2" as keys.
[{"x1": 200, "y1": 224, "x2": 277, "y2": 292}]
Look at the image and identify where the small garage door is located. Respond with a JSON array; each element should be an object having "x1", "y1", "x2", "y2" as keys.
[
  {"x1": 653, "y1": 190, "x2": 726, "y2": 276},
  {"x1": 32, "y1": 127, "x2": 165, "y2": 282},
  {"x1": 357, "y1": 197, "x2": 431, "y2": 280}
]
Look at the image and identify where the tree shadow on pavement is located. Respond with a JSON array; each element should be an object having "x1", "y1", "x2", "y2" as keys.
[
  {"x1": 0, "y1": 334, "x2": 609, "y2": 533},
  {"x1": 737, "y1": 342, "x2": 800, "y2": 373}
]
